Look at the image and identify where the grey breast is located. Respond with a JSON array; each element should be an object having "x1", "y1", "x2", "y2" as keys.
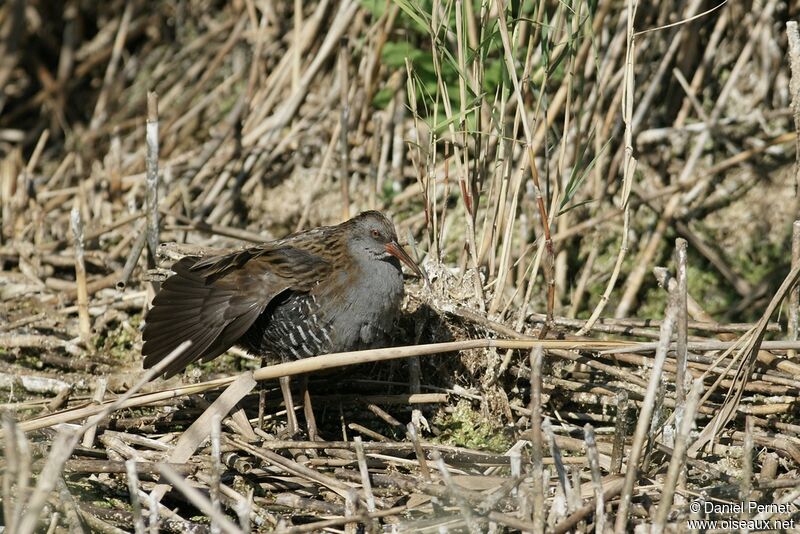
[{"x1": 325, "y1": 257, "x2": 404, "y2": 351}]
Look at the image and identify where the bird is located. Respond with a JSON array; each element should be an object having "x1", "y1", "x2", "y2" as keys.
[{"x1": 141, "y1": 210, "x2": 425, "y2": 378}]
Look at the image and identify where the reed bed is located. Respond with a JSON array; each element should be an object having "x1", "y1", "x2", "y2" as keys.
[{"x1": 1, "y1": 0, "x2": 800, "y2": 532}]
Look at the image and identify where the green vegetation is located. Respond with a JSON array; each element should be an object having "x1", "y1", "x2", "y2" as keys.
[
  {"x1": 93, "y1": 315, "x2": 142, "y2": 361},
  {"x1": 432, "y1": 400, "x2": 513, "y2": 452}
]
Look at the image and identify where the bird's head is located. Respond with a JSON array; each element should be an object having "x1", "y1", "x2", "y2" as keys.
[{"x1": 346, "y1": 211, "x2": 427, "y2": 282}]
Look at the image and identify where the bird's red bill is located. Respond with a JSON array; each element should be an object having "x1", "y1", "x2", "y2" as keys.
[{"x1": 385, "y1": 241, "x2": 427, "y2": 283}]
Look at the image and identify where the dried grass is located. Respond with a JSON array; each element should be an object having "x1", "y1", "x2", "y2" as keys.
[{"x1": 1, "y1": 0, "x2": 800, "y2": 531}]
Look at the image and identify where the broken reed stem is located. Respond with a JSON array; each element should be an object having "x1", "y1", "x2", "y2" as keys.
[
  {"x1": 1, "y1": 434, "x2": 12, "y2": 529},
  {"x1": 147, "y1": 492, "x2": 158, "y2": 534},
  {"x1": 236, "y1": 492, "x2": 252, "y2": 534},
  {"x1": 24, "y1": 129, "x2": 50, "y2": 177},
  {"x1": 13, "y1": 421, "x2": 31, "y2": 529},
  {"x1": 651, "y1": 378, "x2": 703, "y2": 533},
  {"x1": 789, "y1": 220, "x2": 800, "y2": 359},
  {"x1": 543, "y1": 418, "x2": 574, "y2": 515},
  {"x1": 292, "y1": 0, "x2": 302, "y2": 91},
  {"x1": 353, "y1": 436, "x2": 376, "y2": 513},
  {"x1": 45, "y1": 512, "x2": 60, "y2": 534},
  {"x1": 509, "y1": 448, "x2": 521, "y2": 496},
  {"x1": 157, "y1": 464, "x2": 242, "y2": 534},
  {"x1": 125, "y1": 459, "x2": 146, "y2": 534},
  {"x1": 641, "y1": 381, "x2": 666, "y2": 471},
  {"x1": 741, "y1": 415, "x2": 754, "y2": 515},
  {"x1": 366, "y1": 403, "x2": 401, "y2": 428},
  {"x1": 614, "y1": 296, "x2": 677, "y2": 534},
  {"x1": 344, "y1": 489, "x2": 358, "y2": 534},
  {"x1": 675, "y1": 237, "x2": 689, "y2": 404},
  {"x1": 211, "y1": 414, "x2": 223, "y2": 534},
  {"x1": 690, "y1": 261, "x2": 800, "y2": 454},
  {"x1": 787, "y1": 21, "x2": 800, "y2": 196},
  {"x1": 117, "y1": 221, "x2": 148, "y2": 289},
  {"x1": 301, "y1": 378, "x2": 318, "y2": 442},
  {"x1": 145, "y1": 91, "x2": 160, "y2": 268},
  {"x1": 578, "y1": 0, "x2": 637, "y2": 333},
  {"x1": 338, "y1": 38, "x2": 351, "y2": 221},
  {"x1": 529, "y1": 347, "x2": 545, "y2": 534},
  {"x1": 610, "y1": 390, "x2": 629, "y2": 475},
  {"x1": 406, "y1": 422, "x2": 431, "y2": 482},
  {"x1": 70, "y1": 207, "x2": 91, "y2": 344},
  {"x1": 55, "y1": 475, "x2": 82, "y2": 532},
  {"x1": 603, "y1": 339, "x2": 800, "y2": 353},
  {"x1": 584, "y1": 424, "x2": 605, "y2": 534},
  {"x1": 2, "y1": 412, "x2": 23, "y2": 533},
  {"x1": 149, "y1": 373, "x2": 256, "y2": 504},
  {"x1": 81, "y1": 376, "x2": 108, "y2": 448},
  {"x1": 16, "y1": 430, "x2": 81, "y2": 534},
  {"x1": 90, "y1": 2, "x2": 133, "y2": 129}
]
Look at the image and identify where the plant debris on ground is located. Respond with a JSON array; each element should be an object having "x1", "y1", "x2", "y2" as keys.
[{"x1": 1, "y1": 0, "x2": 800, "y2": 532}]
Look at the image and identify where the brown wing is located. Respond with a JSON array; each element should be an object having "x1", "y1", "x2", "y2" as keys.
[{"x1": 142, "y1": 246, "x2": 330, "y2": 377}]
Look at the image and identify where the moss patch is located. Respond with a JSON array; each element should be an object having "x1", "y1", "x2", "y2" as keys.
[
  {"x1": 432, "y1": 400, "x2": 512, "y2": 452},
  {"x1": 93, "y1": 315, "x2": 142, "y2": 361}
]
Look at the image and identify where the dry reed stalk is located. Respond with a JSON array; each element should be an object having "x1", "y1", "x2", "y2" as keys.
[
  {"x1": 16, "y1": 430, "x2": 81, "y2": 534},
  {"x1": 81, "y1": 376, "x2": 108, "y2": 448},
  {"x1": 406, "y1": 421, "x2": 431, "y2": 482},
  {"x1": 145, "y1": 92, "x2": 160, "y2": 272},
  {"x1": 353, "y1": 436, "x2": 376, "y2": 514},
  {"x1": 651, "y1": 378, "x2": 703, "y2": 532},
  {"x1": 741, "y1": 415, "x2": 754, "y2": 519},
  {"x1": 157, "y1": 464, "x2": 243, "y2": 534},
  {"x1": 70, "y1": 207, "x2": 91, "y2": 343},
  {"x1": 125, "y1": 459, "x2": 146, "y2": 534},
  {"x1": 790, "y1": 220, "x2": 800, "y2": 359},
  {"x1": 675, "y1": 238, "x2": 689, "y2": 405},
  {"x1": 788, "y1": 21, "x2": 800, "y2": 196},
  {"x1": 90, "y1": 1, "x2": 132, "y2": 130},
  {"x1": 338, "y1": 37, "x2": 351, "y2": 221},
  {"x1": 529, "y1": 346, "x2": 545, "y2": 533},
  {"x1": 691, "y1": 262, "x2": 800, "y2": 454},
  {"x1": 202, "y1": 417, "x2": 219, "y2": 527}
]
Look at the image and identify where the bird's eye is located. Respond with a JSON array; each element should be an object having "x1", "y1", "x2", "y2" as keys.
[{"x1": 371, "y1": 229, "x2": 381, "y2": 239}]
